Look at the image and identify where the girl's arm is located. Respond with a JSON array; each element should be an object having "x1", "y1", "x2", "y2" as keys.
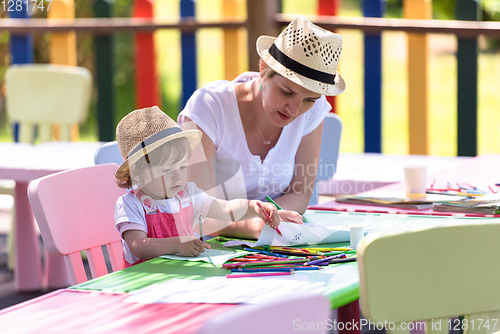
[{"x1": 123, "y1": 229, "x2": 210, "y2": 260}]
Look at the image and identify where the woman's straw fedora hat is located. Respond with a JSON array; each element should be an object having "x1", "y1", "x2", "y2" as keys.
[
  {"x1": 257, "y1": 15, "x2": 345, "y2": 96},
  {"x1": 116, "y1": 106, "x2": 201, "y2": 174}
]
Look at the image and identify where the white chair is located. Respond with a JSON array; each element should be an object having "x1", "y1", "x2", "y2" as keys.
[
  {"x1": 94, "y1": 141, "x2": 124, "y2": 165},
  {"x1": 5, "y1": 63, "x2": 92, "y2": 143},
  {"x1": 310, "y1": 113, "x2": 342, "y2": 205},
  {"x1": 28, "y1": 164, "x2": 126, "y2": 285},
  {"x1": 358, "y1": 222, "x2": 500, "y2": 334},
  {"x1": 196, "y1": 293, "x2": 332, "y2": 334}
]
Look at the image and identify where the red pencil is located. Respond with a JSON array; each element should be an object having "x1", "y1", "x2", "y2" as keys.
[{"x1": 256, "y1": 202, "x2": 283, "y2": 236}]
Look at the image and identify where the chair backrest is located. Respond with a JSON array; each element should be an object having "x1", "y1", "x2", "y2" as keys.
[
  {"x1": 310, "y1": 112, "x2": 342, "y2": 205},
  {"x1": 94, "y1": 141, "x2": 124, "y2": 165},
  {"x1": 5, "y1": 64, "x2": 92, "y2": 143},
  {"x1": 196, "y1": 293, "x2": 331, "y2": 334},
  {"x1": 358, "y1": 222, "x2": 500, "y2": 334},
  {"x1": 28, "y1": 164, "x2": 126, "y2": 285}
]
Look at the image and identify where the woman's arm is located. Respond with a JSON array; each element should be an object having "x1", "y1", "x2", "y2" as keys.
[
  {"x1": 273, "y1": 121, "x2": 324, "y2": 214},
  {"x1": 123, "y1": 230, "x2": 210, "y2": 259}
]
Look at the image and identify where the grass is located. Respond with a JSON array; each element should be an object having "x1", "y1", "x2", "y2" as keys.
[{"x1": 1, "y1": 0, "x2": 500, "y2": 156}]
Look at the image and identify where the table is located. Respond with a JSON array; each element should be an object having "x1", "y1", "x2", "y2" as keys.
[
  {"x1": 320, "y1": 153, "x2": 471, "y2": 196},
  {"x1": 3, "y1": 210, "x2": 493, "y2": 332},
  {"x1": 312, "y1": 154, "x2": 500, "y2": 216},
  {"x1": 69, "y1": 234, "x2": 361, "y2": 333},
  {"x1": 0, "y1": 141, "x2": 102, "y2": 291},
  {"x1": 0, "y1": 289, "x2": 235, "y2": 334}
]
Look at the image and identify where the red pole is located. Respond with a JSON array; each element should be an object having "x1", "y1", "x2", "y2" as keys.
[
  {"x1": 133, "y1": 0, "x2": 161, "y2": 109},
  {"x1": 318, "y1": 0, "x2": 339, "y2": 113}
]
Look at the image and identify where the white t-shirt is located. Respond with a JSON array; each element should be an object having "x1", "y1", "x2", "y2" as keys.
[
  {"x1": 115, "y1": 182, "x2": 215, "y2": 264},
  {"x1": 178, "y1": 72, "x2": 331, "y2": 201}
]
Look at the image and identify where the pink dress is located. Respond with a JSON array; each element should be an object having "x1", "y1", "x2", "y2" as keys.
[{"x1": 123, "y1": 189, "x2": 194, "y2": 268}]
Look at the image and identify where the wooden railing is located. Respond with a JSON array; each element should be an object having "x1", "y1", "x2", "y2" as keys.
[{"x1": 1, "y1": 2, "x2": 499, "y2": 155}]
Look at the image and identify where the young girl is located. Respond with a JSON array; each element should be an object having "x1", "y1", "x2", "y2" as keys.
[{"x1": 114, "y1": 106, "x2": 303, "y2": 267}]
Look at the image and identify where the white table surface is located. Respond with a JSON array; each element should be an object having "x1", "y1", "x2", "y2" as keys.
[{"x1": 0, "y1": 141, "x2": 102, "y2": 291}]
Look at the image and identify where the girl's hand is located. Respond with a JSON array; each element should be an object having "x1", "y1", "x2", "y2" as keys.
[
  {"x1": 254, "y1": 201, "x2": 280, "y2": 229},
  {"x1": 177, "y1": 237, "x2": 211, "y2": 257},
  {"x1": 278, "y1": 210, "x2": 303, "y2": 224}
]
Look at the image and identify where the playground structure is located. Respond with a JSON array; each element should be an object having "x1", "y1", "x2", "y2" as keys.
[{"x1": 0, "y1": 0, "x2": 499, "y2": 156}]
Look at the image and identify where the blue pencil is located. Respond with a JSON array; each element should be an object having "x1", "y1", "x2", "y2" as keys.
[{"x1": 244, "y1": 248, "x2": 288, "y2": 258}]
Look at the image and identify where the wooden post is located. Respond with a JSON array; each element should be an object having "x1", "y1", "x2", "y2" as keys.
[
  {"x1": 180, "y1": 0, "x2": 197, "y2": 109},
  {"x1": 246, "y1": 0, "x2": 280, "y2": 72},
  {"x1": 403, "y1": 0, "x2": 431, "y2": 155},
  {"x1": 49, "y1": 0, "x2": 78, "y2": 141},
  {"x1": 456, "y1": 0, "x2": 481, "y2": 157},
  {"x1": 223, "y1": 0, "x2": 245, "y2": 81},
  {"x1": 363, "y1": 0, "x2": 385, "y2": 153},
  {"x1": 94, "y1": 0, "x2": 116, "y2": 142},
  {"x1": 133, "y1": 0, "x2": 161, "y2": 109},
  {"x1": 318, "y1": 0, "x2": 340, "y2": 114}
]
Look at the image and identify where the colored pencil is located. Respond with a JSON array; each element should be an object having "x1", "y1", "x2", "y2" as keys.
[
  {"x1": 256, "y1": 202, "x2": 283, "y2": 236},
  {"x1": 265, "y1": 195, "x2": 283, "y2": 210},
  {"x1": 231, "y1": 266, "x2": 321, "y2": 272},
  {"x1": 222, "y1": 258, "x2": 308, "y2": 268},
  {"x1": 305, "y1": 254, "x2": 346, "y2": 266},
  {"x1": 226, "y1": 271, "x2": 294, "y2": 278},
  {"x1": 244, "y1": 248, "x2": 287, "y2": 258}
]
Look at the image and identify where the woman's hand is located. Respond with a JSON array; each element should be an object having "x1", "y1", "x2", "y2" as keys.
[
  {"x1": 278, "y1": 210, "x2": 303, "y2": 224},
  {"x1": 177, "y1": 237, "x2": 211, "y2": 257}
]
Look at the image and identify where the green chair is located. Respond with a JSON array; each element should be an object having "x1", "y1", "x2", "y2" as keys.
[{"x1": 358, "y1": 222, "x2": 500, "y2": 334}]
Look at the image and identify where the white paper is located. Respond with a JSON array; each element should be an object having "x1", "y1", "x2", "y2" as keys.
[
  {"x1": 222, "y1": 240, "x2": 257, "y2": 247},
  {"x1": 125, "y1": 276, "x2": 327, "y2": 304},
  {"x1": 255, "y1": 222, "x2": 354, "y2": 247},
  {"x1": 159, "y1": 249, "x2": 249, "y2": 266}
]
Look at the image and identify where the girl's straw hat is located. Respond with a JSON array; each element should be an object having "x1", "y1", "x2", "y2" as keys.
[
  {"x1": 257, "y1": 15, "x2": 345, "y2": 96},
  {"x1": 115, "y1": 106, "x2": 201, "y2": 174}
]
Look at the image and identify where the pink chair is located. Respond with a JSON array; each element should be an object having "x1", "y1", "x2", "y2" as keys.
[
  {"x1": 196, "y1": 293, "x2": 332, "y2": 334},
  {"x1": 28, "y1": 164, "x2": 126, "y2": 285}
]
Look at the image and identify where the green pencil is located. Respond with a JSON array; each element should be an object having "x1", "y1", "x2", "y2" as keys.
[{"x1": 266, "y1": 195, "x2": 282, "y2": 210}]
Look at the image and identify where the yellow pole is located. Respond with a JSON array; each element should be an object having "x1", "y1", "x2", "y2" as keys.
[
  {"x1": 403, "y1": 0, "x2": 432, "y2": 155},
  {"x1": 49, "y1": 0, "x2": 79, "y2": 141},
  {"x1": 222, "y1": 0, "x2": 246, "y2": 80}
]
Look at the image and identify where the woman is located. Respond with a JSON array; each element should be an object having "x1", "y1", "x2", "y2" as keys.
[{"x1": 178, "y1": 16, "x2": 345, "y2": 239}]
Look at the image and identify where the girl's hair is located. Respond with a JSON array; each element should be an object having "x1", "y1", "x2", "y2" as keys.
[{"x1": 115, "y1": 137, "x2": 192, "y2": 189}]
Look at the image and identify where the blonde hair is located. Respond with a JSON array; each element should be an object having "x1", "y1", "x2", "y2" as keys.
[
  {"x1": 260, "y1": 59, "x2": 279, "y2": 80},
  {"x1": 114, "y1": 137, "x2": 192, "y2": 189}
]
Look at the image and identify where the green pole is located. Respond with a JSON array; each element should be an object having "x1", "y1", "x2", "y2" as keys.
[
  {"x1": 94, "y1": 0, "x2": 115, "y2": 142},
  {"x1": 456, "y1": 0, "x2": 481, "y2": 157}
]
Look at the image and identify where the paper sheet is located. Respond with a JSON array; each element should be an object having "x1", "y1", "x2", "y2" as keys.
[
  {"x1": 124, "y1": 275, "x2": 329, "y2": 304},
  {"x1": 222, "y1": 240, "x2": 257, "y2": 248},
  {"x1": 255, "y1": 222, "x2": 357, "y2": 247},
  {"x1": 159, "y1": 249, "x2": 248, "y2": 266}
]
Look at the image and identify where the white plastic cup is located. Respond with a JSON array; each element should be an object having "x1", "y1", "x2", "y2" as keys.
[
  {"x1": 404, "y1": 165, "x2": 427, "y2": 198},
  {"x1": 350, "y1": 225, "x2": 364, "y2": 250}
]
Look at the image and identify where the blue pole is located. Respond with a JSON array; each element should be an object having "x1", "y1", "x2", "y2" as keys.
[
  {"x1": 362, "y1": 0, "x2": 385, "y2": 153},
  {"x1": 9, "y1": 2, "x2": 34, "y2": 142},
  {"x1": 180, "y1": 0, "x2": 197, "y2": 110}
]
